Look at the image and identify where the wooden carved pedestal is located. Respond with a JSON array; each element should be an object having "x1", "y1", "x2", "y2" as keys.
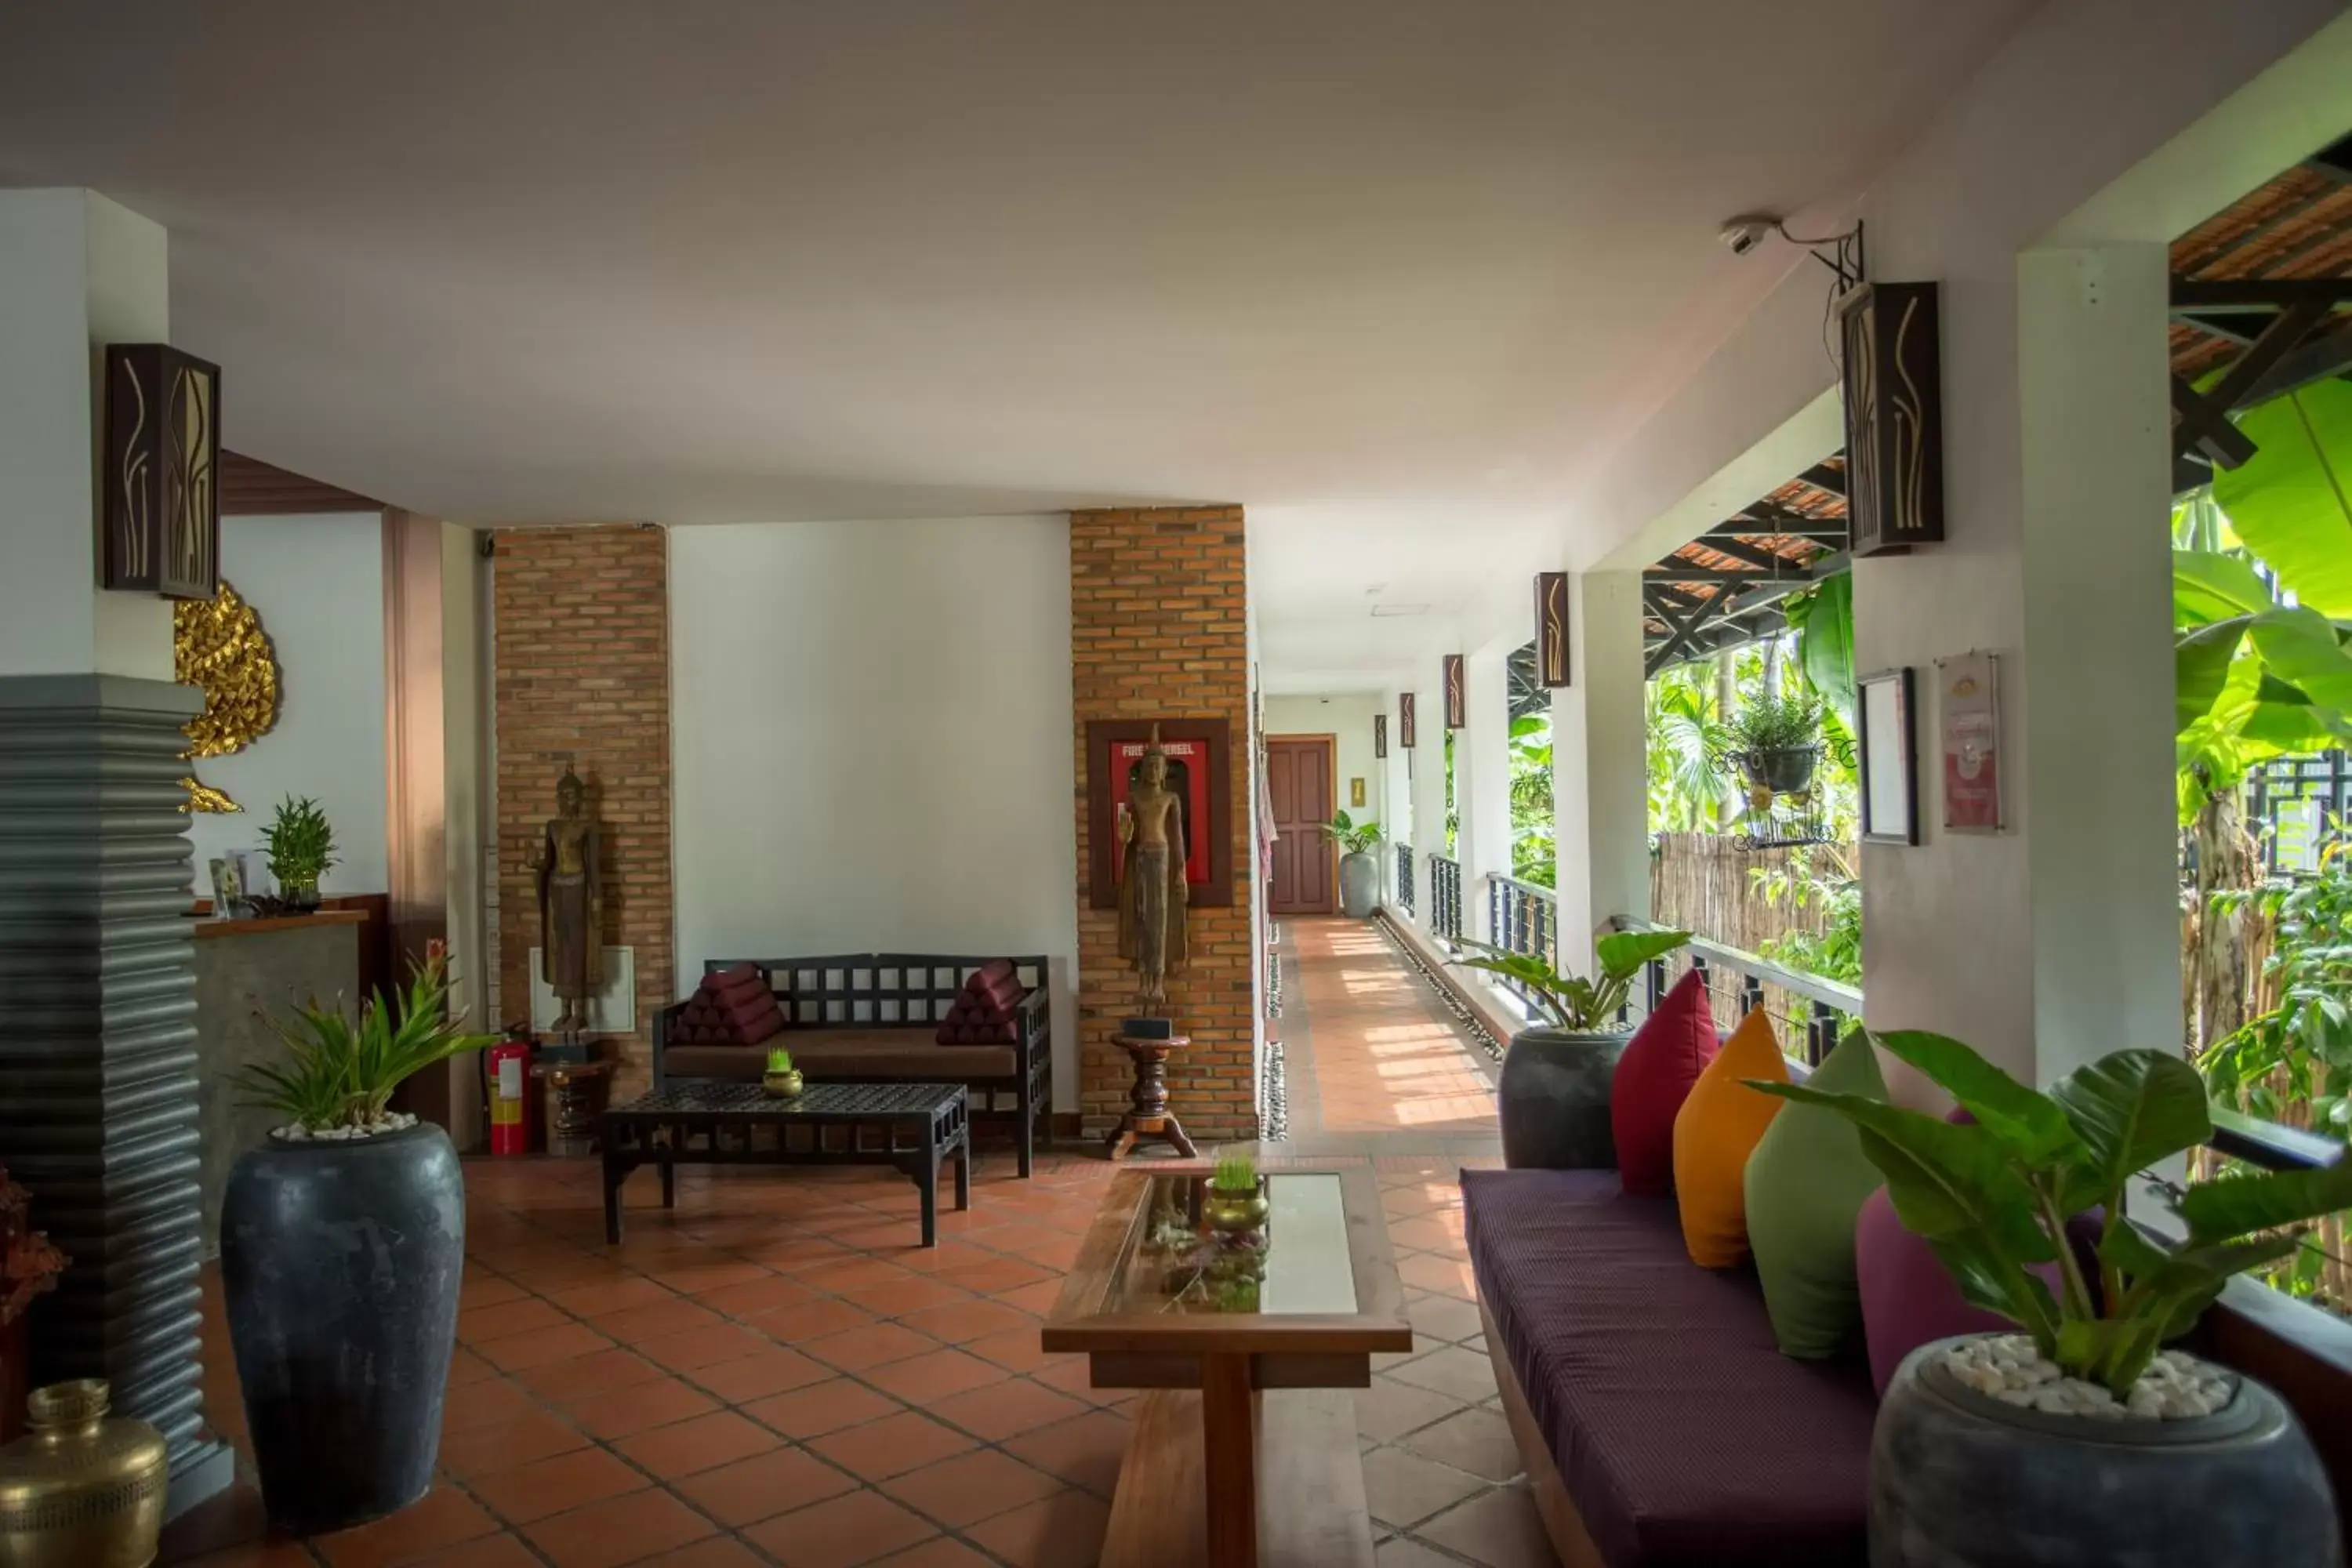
[{"x1": 1106, "y1": 1034, "x2": 1198, "y2": 1161}]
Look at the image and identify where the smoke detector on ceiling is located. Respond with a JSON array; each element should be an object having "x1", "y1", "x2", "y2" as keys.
[{"x1": 1719, "y1": 215, "x2": 1779, "y2": 257}]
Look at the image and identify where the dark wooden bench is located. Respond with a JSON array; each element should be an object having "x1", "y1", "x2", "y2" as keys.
[{"x1": 653, "y1": 953, "x2": 1051, "y2": 1177}]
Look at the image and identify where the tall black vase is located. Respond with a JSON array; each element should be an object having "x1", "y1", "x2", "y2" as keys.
[
  {"x1": 220, "y1": 1123, "x2": 465, "y2": 1535},
  {"x1": 1496, "y1": 1027, "x2": 1629, "y2": 1169}
]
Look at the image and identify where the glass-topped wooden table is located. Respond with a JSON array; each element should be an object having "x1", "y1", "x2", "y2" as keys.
[{"x1": 1042, "y1": 1165, "x2": 1411, "y2": 1568}]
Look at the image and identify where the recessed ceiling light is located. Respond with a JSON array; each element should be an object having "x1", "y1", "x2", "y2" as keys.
[{"x1": 1370, "y1": 604, "x2": 1429, "y2": 618}]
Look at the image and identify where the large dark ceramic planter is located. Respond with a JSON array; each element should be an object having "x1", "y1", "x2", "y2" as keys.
[
  {"x1": 221, "y1": 1124, "x2": 465, "y2": 1536},
  {"x1": 1338, "y1": 851, "x2": 1379, "y2": 918},
  {"x1": 1496, "y1": 1026, "x2": 1628, "y2": 1169},
  {"x1": 1871, "y1": 1334, "x2": 2339, "y2": 1567}
]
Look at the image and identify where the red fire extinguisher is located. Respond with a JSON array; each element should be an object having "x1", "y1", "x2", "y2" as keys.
[{"x1": 488, "y1": 1029, "x2": 533, "y2": 1156}]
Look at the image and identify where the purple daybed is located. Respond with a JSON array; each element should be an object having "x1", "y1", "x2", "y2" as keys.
[{"x1": 1461, "y1": 1167, "x2": 1876, "y2": 1567}]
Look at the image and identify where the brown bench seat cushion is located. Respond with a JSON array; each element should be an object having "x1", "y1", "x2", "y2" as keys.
[
  {"x1": 664, "y1": 1029, "x2": 1018, "y2": 1083},
  {"x1": 1462, "y1": 1167, "x2": 1874, "y2": 1568}
]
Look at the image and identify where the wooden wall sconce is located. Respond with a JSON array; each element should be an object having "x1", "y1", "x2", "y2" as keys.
[
  {"x1": 1374, "y1": 714, "x2": 1388, "y2": 759},
  {"x1": 1443, "y1": 655, "x2": 1467, "y2": 730},
  {"x1": 103, "y1": 344, "x2": 221, "y2": 599},
  {"x1": 1399, "y1": 693, "x2": 1417, "y2": 750},
  {"x1": 1838, "y1": 281, "x2": 1944, "y2": 557},
  {"x1": 1535, "y1": 572, "x2": 1570, "y2": 688}
]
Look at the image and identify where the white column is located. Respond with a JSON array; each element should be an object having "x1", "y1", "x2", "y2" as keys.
[
  {"x1": 1552, "y1": 572, "x2": 1650, "y2": 975},
  {"x1": 1461, "y1": 647, "x2": 1514, "y2": 941},
  {"x1": 0, "y1": 191, "x2": 172, "y2": 680},
  {"x1": 2017, "y1": 244, "x2": 2181, "y2": 1087},
  {"x1": 1405, "y1": 684, "x2": 1446, "y2": 927}
]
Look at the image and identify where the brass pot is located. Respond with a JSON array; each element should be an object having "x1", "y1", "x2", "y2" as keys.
[
  {"x1": 0, "y1": 1381, "x2": 166, "y2": 1568},
  {"x1": 762, "y1": 1070, "x2": 804, "y2": 1099},
  {"x1": 1204, "y1": 1181, "x2": 1269, "y2": 1236}
]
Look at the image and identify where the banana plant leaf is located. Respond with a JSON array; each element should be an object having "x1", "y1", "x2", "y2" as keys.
[
  {"x1": 2172, "y1": 550, "x2": 2274, "y2": 625},
  {"x1": 1787, "y1": 573, "x2": 1855, "y2": 724},
  {"x1": 2214, "y1": 379, "x2": 2352, "y2": 617},
  {"x1": 2248, "y1": 606, "x2": 2352, "y2": 711}
]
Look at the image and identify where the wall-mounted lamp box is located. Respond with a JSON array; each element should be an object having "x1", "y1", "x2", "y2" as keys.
[
  {"x1": 103, "y1": 343, "x2": 222, "y2": 599},
  {"x1": 1838, "y1": 281, "x2": 1944, "y2": 557}
]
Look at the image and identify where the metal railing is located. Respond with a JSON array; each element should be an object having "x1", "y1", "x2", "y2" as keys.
[
  {"x1": 1395, "y1": 844, "x2": 1415, "y2": 918},
  {"x1": 1486, "y1": 875, "x2": 1559, "y2": 1014},
  {"x1": 1428, "y1": 855, "x2": 1465, "y2": 949},
  {"x1": 1610, "y1": 915, "x2": 1861, "y2": 1066}
]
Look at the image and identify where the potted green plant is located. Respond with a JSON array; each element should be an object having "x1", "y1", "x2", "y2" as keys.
[
  {"x1": 1455, "y1": 927, "x2": 1691, "y2": 1168},
  {"x1": 762, "y1": 1047, "x2": 804, "y2": 1099},
  {"x1": 1317, "y1": 809, "x2": 1384, "y2": 918},
  {"x1": 1205, "y1": 1149, "x2": 1268, "y2": 1236},
  {"x1": 1753, "y1": 1031, "x2": 2350, "y2": 1566},
  {"x1": 261, "y1": 794, "x2": 336, "y2": 912},
  {"x1": 1714, "y1": 691, "x2": 1823, "y2": 804},
  {"x1": 220, "y1": 944, "x2": 496, "y2": 1535}
]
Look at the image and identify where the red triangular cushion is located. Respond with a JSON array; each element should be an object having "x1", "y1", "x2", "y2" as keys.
[{"x1": 1611, "y1": 969, "x2": 1719, "y2": 1196}]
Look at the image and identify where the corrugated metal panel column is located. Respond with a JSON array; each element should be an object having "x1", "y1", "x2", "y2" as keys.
[{"x1": 0, "y1": 673, "x2": 233, "y2": 1515}]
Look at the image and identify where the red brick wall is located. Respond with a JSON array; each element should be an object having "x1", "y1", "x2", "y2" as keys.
[
  {"x1": 1070, "y1": 506, "x2": 1257, "y2": 1143},
  {"x1": 492, "y1": 524, "x2": 674, "y2": 1094}
]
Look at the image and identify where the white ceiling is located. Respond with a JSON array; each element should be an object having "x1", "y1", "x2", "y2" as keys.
[{"x1": 0, "y1": 1, "x2": 2035, "y2": 688}]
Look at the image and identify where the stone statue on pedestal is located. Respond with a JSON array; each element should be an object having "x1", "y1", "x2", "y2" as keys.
[
  {"x1": 1116, "y1": 728, "x2": 1190, "y2": 1015},
  {"x1": 528, "y1": 764, "x2": 603, "y2": 1039}
]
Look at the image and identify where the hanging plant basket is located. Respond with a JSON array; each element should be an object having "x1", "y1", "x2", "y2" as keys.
[{"x1": 1737, "y1": 744, "x2": 1820, "y2": 797}]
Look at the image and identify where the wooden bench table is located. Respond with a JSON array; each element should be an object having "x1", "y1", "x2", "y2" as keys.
[
  {"x1": 1042, "y1": 1165, "x2": 1413, "y2": 1567},
  {"x1": 601, "y1": 1080, "x2": 969, "y2": 1246}
]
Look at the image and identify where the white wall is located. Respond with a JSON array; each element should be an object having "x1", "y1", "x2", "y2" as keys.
[
  {"x1": 188, "y1": 512, "x2": 390, "y2": 898},
  {"x1": 1263, "y1": 693, "x2": 1388, "y2": 831},
  {"x1": 670, "y1": 517, "x2": 1082, "y2": 1106},
  {"x1": 0, "y1": 190, "x2": 172, "y2": 681}
]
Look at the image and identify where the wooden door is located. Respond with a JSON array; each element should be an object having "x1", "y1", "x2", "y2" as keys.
[{"x1": 1266, "y1": 736, "x2": 1336, "y2": 916}]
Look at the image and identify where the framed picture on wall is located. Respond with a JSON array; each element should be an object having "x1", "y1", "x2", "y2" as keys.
[
  {"x1": 1857, "y1": 666, "x2": 1919, "y2": 846},
  {"x1": 1937, "y1": 650, "x2": 2003, "y2": 833},
  {"x1": 1084, "y1": 719, "x2": 1235, "y2": 909}
]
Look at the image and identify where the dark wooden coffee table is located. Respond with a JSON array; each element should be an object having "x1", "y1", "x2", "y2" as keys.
[{"x1": 601, "y1": 1081, "x2": 970, "y2": 1246}]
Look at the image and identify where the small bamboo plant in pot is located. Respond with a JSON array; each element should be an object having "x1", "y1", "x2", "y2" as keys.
[
  {"x1": 1321, "y1": 809, "x2": 1385, "y2": 919},
  {"x1": 1204, "y1": 1149, "x2": 1268, "y2": 1237},
  {"x1": 1712, "y1": 691, "x2": 1823, "y2": 807},
  {"x1": 261, "y1": 794, "x2": 336, "y2": 912},
  {"x1": 222, "y1": 944, "x2": 496, "y2": 1535},
  {"x1": 1755, "y1": 1032, "x2": 2352, "y2": 1566},
  {"x1": 1455, "y1": 927, "x2": 1691, "y2": 1169},
  {"x1": 762, "y1": 1047, "x2": 804, "y2": 1099}
]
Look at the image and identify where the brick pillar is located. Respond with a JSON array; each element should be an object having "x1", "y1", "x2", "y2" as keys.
[
  {"x1": 1069, "y1": 506, "x2": 1257, "y2": 1145},
  {"x1": 491, "y1": 524, "x2": 674, "y2": 1094}
]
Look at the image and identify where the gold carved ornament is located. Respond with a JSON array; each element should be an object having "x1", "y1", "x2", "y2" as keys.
[{"x1": 173, "y1": 579, "x2": 281, "y2": 813}]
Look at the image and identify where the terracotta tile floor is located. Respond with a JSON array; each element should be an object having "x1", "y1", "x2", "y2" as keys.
[
  {"x1": 171, "y1": 920, "x2": 1551, "y2": 1567},
  {"x1": 1278, "y1": 918, "x2": 1504, "y2": 1158}
]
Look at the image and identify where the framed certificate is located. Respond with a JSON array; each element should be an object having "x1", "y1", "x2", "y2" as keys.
[{"x1": 1857, "y1": 667, "x2": 1919, "y2": 846}]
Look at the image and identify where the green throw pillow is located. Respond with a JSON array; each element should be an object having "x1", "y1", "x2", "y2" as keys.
[{"x1": 1743, "y1": 1029, "x2": 1889, "y2": 1359}]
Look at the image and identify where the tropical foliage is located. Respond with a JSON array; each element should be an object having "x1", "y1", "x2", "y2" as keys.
[
  {"x1": 238, "y1": 946, "x2": 495, "y2": 1132},
  {"x1": 1454, "y1": 927, "x2": 1690, "y2": 1032},
  {"x1": 1751, "y1": 846, "x2": 1862, "y2": 989},
  {"x1": 2200, "y1": 846, "x2": 2352, "y2": 1129},
  {"x1": 1646, "y1": 665, "x2": 1734, "y2": 833},
  {"x1": 1509, "y1": 713, "x2": 1555, "y2": 887},
  {"x1": 1322, "y1": 808, "x2": 1383, "y2": 855},
  {"x1": 2173, "y1": 379, "x2": 2352, "y2": 826},
  {"x1": 1755, "y1": 1029, "x2": 2352, "y2": 1396}
]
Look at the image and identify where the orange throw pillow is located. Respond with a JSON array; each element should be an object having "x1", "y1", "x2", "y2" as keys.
[{"x1": 1671, "y1": 1008, "x2": 1791, "y2": 1269}]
